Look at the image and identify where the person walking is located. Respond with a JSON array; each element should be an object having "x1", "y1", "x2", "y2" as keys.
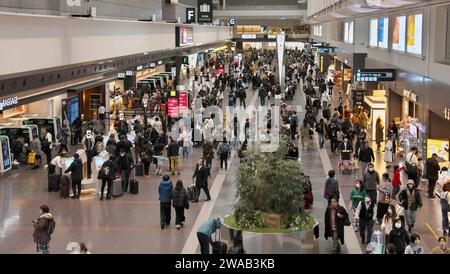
[
  {"x1": 375, "y1": 118, "x2": 384, "y2": 152},
  {"x1": 440, "y1": 183, "x2": 450, "y2": 236},
  {"x1": 324, "y1": 196, "x2": 350, "y2": 254},
  {"x1": 349, "y1": 179, "x2": 366, "y2": 232},
  {"x1": 387, "y1": 219, "x2": 410, "y2": 254},
  {"x1": 40, "y1": 131, "x2": 52, "y2": 166},
  {"x1": 315, "y1": 118, "x2": 327, "y2": 149},
  {"x1": 383, "y1": 138, "x2": 394, "y2": 168},
  {"x1": 354, "y1": 194, "x2": 377, "y2": 244},
  {"x1": 258, "y1": 84, "x2": 267, "y2": 106},
  {"x1": 64, "y1": 153, "x2": 83, "y2": 199},
  {"x1": 217, "y1": 138, "x2": 231, "y2": 170},
  {"x1": 431, "y1": 237, "x2": 450, "y2": 254},
  {"x1": 197, "y1": 218, "x2": 222, "y2": 254},
  {"x1": 202, "y1": 141, "x2": 215, "y2": 170},
  {"x1": 404, "y1": 234, "x2": 424, "y2": 254},
  {"x1": 398, "y1": 180, "x2": 423, "y2": 233},
  {"x1": 32, "y1": 205, "x2": 55, "y2": 254},
  {"x1": 192, "y1": 159, "x2": 212, "y2": 203},
  {"x1": 159, "y1": 175, "x2": 173, "y2": 229},
  {"x1": 57, "y1": 125, "x2": 70, "y2": 155},
  {"x1": 392, "y1": 165, "x2": 405, "y2": 197},
  {"x1": 425, "y1": 153, "x2": 441, "y2": 198},
  {"x1": 362, "y1": 163, "x2": 380, "y2": 203},
  {"x1": 324, "y1": 170, "x2": 340, "y2": 204},
  {"x1": 167, "y1": 137, "x2": 180, "y2": 176},
  {"x1": 358, "y1": 141, "x2": 375, "y2": 176},
  {"x1": 172, "y1": 179, "x2": 189, "y2": 230},
  {"x1": 72, "y1": 116, "x2": 83, "y2": 145},
  {"x1": 380, "y1": 204, "x2": 398, "y2": 242},
  {"x1": 118, "y1": 148, "x2": 134, "y2": 192},
  {"x1": 377, "y1": 173, "x2": 393, "y2": 224},
  {"x1": 98, "y1": 155, "x2": 118, "y2": 200}
]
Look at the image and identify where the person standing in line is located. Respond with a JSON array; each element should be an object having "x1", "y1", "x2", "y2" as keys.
[
  {"x1": 324, "y1": 196, "x2": 350, "y2": 254},
  {"x1": 398, "y1": 180, "x2": 423, "y2": 233},
  {"x1": 387, "y1": 219, "x2": 410, "y2": 254},
  {"x1": 431, "y1": 237, "x2": 450, "y2": 254},
  {"x1": 172, "y1": 179, "x2": 189, "y2": 230},
  {"x1": 167, "y1": 137, "x2": 180, "y2": 176},
  {"x1": 425, "y1": 153, "x2": 441, "y2": 199},
  {"x1": 349, "y1": 179, "x2": 366, "y2": 232},
  {"x1": 159, "y1": 175, "x2": 173, "y2": 229},
  {"x1": 98, "y1": 155, "x2": 118, "y2": 200},
  {"x1": 383, "y1": 137, "x2": 394, "y2": 168},
  {"x1": 323, "y1": 170, "x2": 340, "y2": 205},
  {"x1": 354, "y1": 194, "x2": 377, "y2": 244},
  {"x1": 192, "y1": 158, "x2": 212, "y2": 203},
  {"x1": 362, "y1": 163, "x2": 380, "y2": 203},
  {"x1": 39, "y1": 130, "x2": 53, "y2": 167},
  {"x1": 32, "y1": 205, "x2": 55, "y2": 254},
  {"x1": 358, "y1": 141, "x2": 375, "y2": 177},
  {"x1": 376, "y1": 173, "x2": 393, "y2": 224},
  {"x1": 118, "y1": 148, "x2": 134, "y2": 192},
  {"x1": 197, "y1": 218, "x2": 222, "y2": 254},
  {"x1": 404, "y1": 234, "x2": 424, "y2": 254},
  {"x1": 64, "y1": 153, "x2": 83, "y2": 199}
]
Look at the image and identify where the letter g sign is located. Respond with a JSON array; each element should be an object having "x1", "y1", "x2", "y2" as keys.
[{"x1": 66, "y1": 0, "x2": 81, "y2": 7}]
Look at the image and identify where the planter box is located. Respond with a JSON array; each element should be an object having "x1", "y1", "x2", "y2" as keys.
[{"x1": 262, "y1": 212, "x2": 283, "y2": 229}]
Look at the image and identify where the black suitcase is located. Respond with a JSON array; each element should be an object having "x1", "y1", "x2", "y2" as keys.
[
  {"x1": 60, "y1": 175, "x2": 70, "y2": 198},
  {"x1": 228, "y1": 245, "x2": 244, "y2": 254},
  {"x1": 212, "y1": 228, "x2": 227, "y2": 254},
  {"x1": 48, "y1": 174, "x2": 60, "y2": 192},
  {"x1": 130, "y1": 179, "x2": 139, "y2": 194},
  {"x1": 135, "y1": 163, "x2": 144, "y2": 177},
  {"x1": 187, "y1": 185, "x2": 197, "y2": 201}
]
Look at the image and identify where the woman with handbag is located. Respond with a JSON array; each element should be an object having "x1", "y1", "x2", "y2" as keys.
[
  {"x1": 377, "y1": 173, "x2": 393, "y2": 224},
  {"x1": 172, "y1": 179, "x2": 189, "y2": 230}
]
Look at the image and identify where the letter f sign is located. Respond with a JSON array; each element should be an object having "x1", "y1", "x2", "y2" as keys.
[
  {"x1": 67, "y1": 0, "x2": 81, "y2": 7},
  {"x1": 186, "y1": 8, "x2": 195, "y2": 23}
]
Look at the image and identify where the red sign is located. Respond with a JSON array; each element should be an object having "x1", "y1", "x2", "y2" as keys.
[
  {"x1": 167, "y1": 98, "x2": 179, "y2": 118},
  {"x1": 179, "y1": 92, "x2": 188, "y2": 114}
]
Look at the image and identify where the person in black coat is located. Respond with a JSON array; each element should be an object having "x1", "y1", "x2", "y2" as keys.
[
  {"x1": 387, "y1": 219, "x2": 410, "y2": 254},
  {"x1": 425, "y1": 153, "x2": 441, "y2": 198},
  {"x1": 98, "y1": 155, "x2": 118, "y2": 200},
  {"x1": 64, "y1": 153, "x2": 83, "y2": 199},
  {"x1": 192, "y1": 158, "x2": 212, "y2": 203},
  {"x1": 139, "y1": 142, "x2": 153, "y2": 176},
  {"x1": 172, "y1": 179, "x2": 189, "y2": 230},
  {"x1": 324, "y1": 196, "x2": 350, "y2": 254},
  {"x1": 116, "y1": 135, "x2": 132, "y2": 156},
  {"x1": 117, "y1": 149, "x2": 134, "y2": 192}
]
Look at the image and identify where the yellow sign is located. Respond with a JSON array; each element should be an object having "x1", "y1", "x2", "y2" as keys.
[
  {"x1": 343, "y1": 69, "x2": 352, "y2": 81},
  {"x1": 320, "y1": 56, "x2": 324, "y2": 73},
  {"x1": 427, "y1": 139, "x2": 449, "y2": 161},
  {"x1": 407, "y1": 15, "x2": 415, "y2": 46},
  {"x1": 170, "y1": 90, "x2": 176, "y2": 97}
]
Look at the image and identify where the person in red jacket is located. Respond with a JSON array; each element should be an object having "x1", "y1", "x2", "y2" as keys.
[{"x1": 392, "y1": 165, "x2": 405, "y2": 197}]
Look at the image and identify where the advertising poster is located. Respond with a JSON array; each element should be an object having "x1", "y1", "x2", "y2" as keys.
[
  {"x1": 1, "y1": 136, "x2": 11, "y2": 171},
  {"x1": 167, "y1": 98, "x2": 179, "y2": 118},
  {"x1": 407, "y1": 15, "x2": 415, "y2": 46},
  {"x1": 370, "y1": 19, "x2": 378, "y2": 47},
  {"x1": 343, "y1": 69, "x2": 352, "y2": 81},
  {"x1": 178, "y1": 92, "x2": 188, "y2": 115},
  {"x1": 392, "y1": 16, "x2": 406, "y2": 51},
  {"x1": 427, "y1": 139, "x2": 449, "y2": 161},
  {"x1": 407, "y1": 14, "x2": 423, "y2": 54},
  {"x1": 378, "y1": 18, "x2": 389, "y2": 48}
]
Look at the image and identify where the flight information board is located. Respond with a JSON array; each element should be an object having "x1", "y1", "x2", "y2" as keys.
[{"x1": 355, "y1": 69, "x2": 395, "y2": 82}]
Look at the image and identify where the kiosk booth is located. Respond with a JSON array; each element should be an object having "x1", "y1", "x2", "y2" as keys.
[
  {"x1": 23, "y1": 117, "x2": 62, "y2": 144},
  {"x1": 0, "y1": 135, "x2": 12, "y2": 173},
  {"x1": 92, "y1": 151, "x2": 110, "y2": 195},
  {"x1": 0, "y1": 125, "x2": 39, "y2": 145}
]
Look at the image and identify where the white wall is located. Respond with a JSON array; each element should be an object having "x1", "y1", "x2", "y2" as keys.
[
  {"x1": 0, "y1": 12, "x2": 232, "y2": 75},
  {"x1": 27, "y1": 94, "x2": 67, "y2": 117}
]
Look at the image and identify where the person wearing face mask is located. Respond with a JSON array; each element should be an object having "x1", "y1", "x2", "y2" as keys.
[
  {"x1": 363, "y1": 163, "x2": 380, "y2": 203},
  {"x1": 404, "y1": 233, "x2": 424, "y2": 254},
  {"x1": 398, "y1": 180, "x2": 423, "y2": 233},
  {"x1": 355, "y1": 194, "x2": 377, "y2": 244},
  {"x1": 431, "y1": 236, "x2": 450, "y2": 254},
  {"x1": 376, "y1": 173, "x2": 393, "y2": 224},
  {"x1": 387, "y1": 219, "x2": 410, "y2": 254},
  {"x1": 82, "y1": 130, "x2": 95, "y2": 179},
  {"x1": 324, "y1": 196, "x2": 350, "y2": 254},
  {"x1": 381, "y1": 204, "x2": 398, "y2": 242},
  {"x1": 358, "y1": 141, "x2": 375, "y2": 177},
  {"x1": 349, "y1": 180, "x2": 366, "y2": 232},
  {"x1": 339, "y1": 137, "x2": 353, "y2": 161}
]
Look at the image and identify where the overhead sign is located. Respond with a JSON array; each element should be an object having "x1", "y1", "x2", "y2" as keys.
[
  {"x1": 182, "y1": 56, "x2": 189, "y2": 65},
  {"x1": 136, "y1": 65, "x2": 143, "y2": 71},
  {"x1": 229, "y1": 18, "x2": 236, "y2": 26},
  {"x1": 118, "y1": 73, "x2": 125, "y2": 79},
  {"x1": 158, "y1": 60, "x2": 163, "y2": 65},
  {"x1": 355, "y1": 69, "x2": 396, "y2": 82},
  {"x1": 126, "y1": 71, "x2": 133, "y2": 76},
  {"x1": 66, "y1": 0, "x2": 81, "y2": 7},
  {"x1": 242, "y1": 34, "x2": 256, "y2": 39},
  {"x1": 186, "y1": 7, "x2": 196, "y2": 23},
  {"x1": 0, "y1": 96, "x2": 19, "y2": 110},
  {"x1": 198, "y1": 0, "x2": 213, "y2": 24}
]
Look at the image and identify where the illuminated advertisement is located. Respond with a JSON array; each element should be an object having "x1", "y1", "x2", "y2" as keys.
[
  {"x1": 370, "y1": 19, "x2": 378, "y2": 47},
  {"x1": 378, "y1": 17, "x2": 389, "y2": 49},
  {"x1": 178, "y1": 92, "x2": 188, "y2": 115},
  {"x1": 167, "y1": 98, "x2": 179, "y2": 118},
  {"x1": 392, "y1": 16, "x2": 406, "y2": 52},
  {"x1": 344, "y1": 22, "x2": 353, "y2": 44},
  {"x1": 343, "y1": 69, "x2": 352, "y2": 81},
  {"x1": 427, "y1": 139, "x2": 449, "y2": 161},
  {"x1": 1, "y1": 136, "x2": 11, "y2": 171},
  {"x1": 176, "y1": 26, "x2": 194, "y2": 47},
  {"x1": 407, "y1": 14, "x2": 423, "y2": 55}
]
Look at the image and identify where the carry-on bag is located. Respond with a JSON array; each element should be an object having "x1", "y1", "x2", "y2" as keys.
[
  {"x1": 48, "y1": 174, "x2": 61, "y2": 192},
  {"x1": 212, "y1": 227, "x2": 227, "y2": 254},
  {"x1": 60, "y1": 175, "x2": 70, "y2": 198},
  {"x1": 27, "y1": 151, "x2": 36, "y2": 165},
  {"x1": 112, "y1": 178, "x2": 123, "y2": 197},
  {"x1": 187, "y1": 184, "x2": 197, "y2": 201},
  {"x1": 130, "y1": 179, "x2": 139, "y2": 194},
  {"x1": 135, "y1": 162, "x2": 144, "y2": 177}
]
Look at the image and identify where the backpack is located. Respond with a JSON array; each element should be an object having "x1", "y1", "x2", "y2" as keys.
[
  {"x1": 405, "y1": 155, "x2": 418, "y2": 176},
  {"x1": 219, "y1": 143, "x2": 230, "y2": 155},
  {"x1": 98, "y1": 164, "x2": 110, "y2": 180},
  {"x1": 41, "y1": 139, "x2": 50, "y2": 152},
  {"x1": 46, "y1": 218, "x2": 56, "y2": 235}
]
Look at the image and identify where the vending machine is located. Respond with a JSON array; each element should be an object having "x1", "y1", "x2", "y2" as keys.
[{"x1": 0, "y1": 135, "x2": 12, "y2": 173}]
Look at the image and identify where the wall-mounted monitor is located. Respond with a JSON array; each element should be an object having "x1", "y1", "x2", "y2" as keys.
[{"x1": 175, "y1": 26, "x2": 194, "y2": 47}]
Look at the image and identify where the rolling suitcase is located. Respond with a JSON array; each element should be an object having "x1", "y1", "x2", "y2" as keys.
[
  {"x1": 187, "y1": 185, "x2": 198, "y2": 201},
  {"x1": 228, "y1": 245, "x2": 244, "y2": 254},
  {"x1": 130, "y1": 179, "x2": 139, "y2": 194},
  {"x1": 60, "y1": 175, "x2": 70, "y2": 198},
  {"x1": 112, "y1": 178, "x2": 123, "y2": 197},
  {"x1": 48, "y1": 174, "x2": 60, "y2": 192},
  {"x1": 135, "y1": 162, "x2": 144, "y2": 177},
  {"x1": 212, "y1": 228, "x2": 227, "y2": 254}
]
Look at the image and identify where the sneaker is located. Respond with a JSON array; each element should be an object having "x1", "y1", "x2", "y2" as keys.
[
  {"x1": 71, "y1": 195, "x2": 77, "y2": 199},
  {"x1": 176, "y1": 225, "x2": 181, "y2": 230}
]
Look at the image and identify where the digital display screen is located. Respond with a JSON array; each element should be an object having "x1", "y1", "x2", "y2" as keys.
[
  {"x1": 127, "y1": 134, "x2": 135, "y2": 143},
  {"x1": 378, "y1": 17, "x2": 389, "y2": 49},
  {"x1": 94, "y1": 156, "x2": 106, "y2": 168},
  {"x1": 65, "y1": 157, "x2": 74, "y2": 169},
  {"x1": 355, "y1": 69, "x2": 396, "y2": 82},
  {"x1": 392, "y1": 16, "x2": 406, "y2": 52},
  {"x1": 178, "y1": 27, "x2": 194, "y2": 47},
  {"x1": 167, "y1": 98, "x2": 179, "y2": 118},
  {"x1": 69, "y1": 97, "x2": 79, "y2": 124},
  {"x1": 370, "y1": 19, "x2": 378, "y2": 47},
  {"x1": 1, "y1": 136, "x2": 11, "y2": 170},
  {"x1": 409, "y1": 124, "x2": 419, "y2": 139},
  {"x1": 407, "y1": 14, "x2": 423, "y2": 55}
]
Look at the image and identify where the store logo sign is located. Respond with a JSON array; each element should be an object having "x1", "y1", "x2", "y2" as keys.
[
  {"x1": 229, "y1": 18, "x2": 236, "y2": 26},
  {"x1": 186, "y1": 8, "x2": 196, "y2": 23},
  {"x1": 0, "y1": 96, "x2": 18, "y2": 110},
  {"x1": 66, "y1": 0, "x2": 81, "y2": 7}
]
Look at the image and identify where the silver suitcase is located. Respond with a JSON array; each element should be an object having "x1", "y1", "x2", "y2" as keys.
[{"x1": 112, "y1": 178, "x2": 123, "y2": 197}]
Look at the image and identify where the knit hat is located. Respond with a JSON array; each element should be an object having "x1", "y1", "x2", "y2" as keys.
[{"x1": 407, "y1": 179, "x2": 415, "y2": 186}]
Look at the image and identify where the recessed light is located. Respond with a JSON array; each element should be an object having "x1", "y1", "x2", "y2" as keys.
[{"x1": 280, "y1": 18, "x2": 286, "y2": 20}]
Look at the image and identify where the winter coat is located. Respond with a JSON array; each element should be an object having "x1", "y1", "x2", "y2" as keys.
[
  {"x1": 158, "y1": 179, "x2": 173, "y2": 203},
  {"x1": 33, "y1": 213, "x2": 54, "y2": 244},
  {"x1": 172, "y1": 187, "x2": 189, "y2": 209},
  {"x1": 167, "y1": 142, "x2": 179, "y2": 157},
  {"x1": 99, "y1": 159, "x2": 118, "y2": 180},
  {"x1": 358, "y1": 147, "x2": 375, "y2": 163},
  {"x1": 118, "y1": 154, "x2": 134, "y2": 171},
  {"x1": 398, "y1": 188, "x2": 423, "y2": 211},
  {"x1": 193, "y1": 164, "x2": 210, "y2": 187},
  {"x1": 65, "y1": 158, "x2": 83, "y2": 182},
  {"x1": 349, "y1": 188, "x2": 366, "y2": 209},
  {"x1": 363, "y1": 170, "x2": 380, "y2": 191},
  {"x1": 375, "y1": 124, "x2": 384, "y2": 144},
  {"x1": 425, "y1": 157, "x2": 440, "y2": 182},
  {"x1": 388, "y1": 228, "x2": 410, "y2": 254},
  {"x1": 197, "y1": 219, "x2": 221, "y2": 243},
  {"x1": 324, "y1": 205, "x2": 349, "y2": 245},
  {"x1": 324, "y1": 177, "x2": 340, "y2": 200}
]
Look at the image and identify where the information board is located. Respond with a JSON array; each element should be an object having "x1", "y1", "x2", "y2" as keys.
[{"x1": 355, "y1": 69, "x2": 395, "y2": 82}]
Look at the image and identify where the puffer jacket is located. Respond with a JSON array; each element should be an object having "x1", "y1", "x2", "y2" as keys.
[
  {"x1": 33, "y1": 213, "x2": 54, "y2": 244},
  {"x1": 172, "y1": 187, "x2": 188, "y2": 208},
  {"x1": 159, "y1": 179, "x2": 173, "y2": 203}
]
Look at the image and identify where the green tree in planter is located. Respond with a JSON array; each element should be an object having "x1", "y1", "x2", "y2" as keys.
[{"x1": 234, "y1": 137, "x2": 305, "y2": 228}]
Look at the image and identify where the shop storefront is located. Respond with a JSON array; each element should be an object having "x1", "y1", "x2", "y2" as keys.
[{"x1": 363, "y1": 90, "x2": 387, "y2": 141}]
